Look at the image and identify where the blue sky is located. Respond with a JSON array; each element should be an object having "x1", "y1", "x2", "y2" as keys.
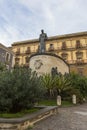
[{"x1": 0, "y1": 0, "x2": 87, "y2": 46}]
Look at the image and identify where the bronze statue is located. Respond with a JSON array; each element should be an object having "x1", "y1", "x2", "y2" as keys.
[
  {"x1": 51, "y1": 67, "x2": 59, "y2": 77},
  {"x1": 51, "y1": 67, "x2": 62, "y2": 77},
  {"x1": 39, "y1": 29, "x2": 47, "y2": 53}
]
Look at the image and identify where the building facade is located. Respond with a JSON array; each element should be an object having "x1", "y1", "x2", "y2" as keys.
[
  {"x1": 12, "y1": 31, "x2": 87, "y2": 76},
  {"x1": 0, "y1": 43, "x2": 15, "y2": 69}
]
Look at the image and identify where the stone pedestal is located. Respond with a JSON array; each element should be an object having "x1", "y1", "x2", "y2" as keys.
[{"x1": 29, "y1": 53, "x2": 69, "y2": 76}]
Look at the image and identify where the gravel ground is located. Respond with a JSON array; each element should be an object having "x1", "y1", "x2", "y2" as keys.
[{"x1": 32, "y1": 103, "x2": 87, "y2": 130}]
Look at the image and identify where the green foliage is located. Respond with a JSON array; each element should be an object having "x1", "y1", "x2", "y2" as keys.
[
  {"x1": 61, "y1": 100, "x2": 73, "y2": 107},
  {"x1": 41, "y1": 74, "x2": 53, "y2": 89},
  {"x1": 38, "y1": 99, "x2": 73, "y2": 107},
  {"x1": 0, "y1": 62, "x2": 6, "y2": 71},
  {"x1": 26, "y1": 125, "x2": 33, "y2": 130},
  {"x1": 41, "y1": 72, "x2": 87, "y2": 103},
  {"x1": 68, "y1": 73, "x2": 87, "y2": 98},
  {"x1": 53, "y1": 75, "x2": 72, "y2": 95},
  {"x1": 0, "y1": 108, "x2": 39, "y2": 118},
  {"x1": 41, "y1": 74, "x2": 54, "y2": 97},
  {"x1": 38, "y1": 99, "x2": 57, "y2": 106},
  {"x1": 41, "y1": 74, "x2": 72, "y2": 98},
  {"x1": 0, "y1": 67, "x2": 45, "y2": 113}
]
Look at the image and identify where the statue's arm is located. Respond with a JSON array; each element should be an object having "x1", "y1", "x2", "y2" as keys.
[
  {"x1": 39, "y1": 34, "x2": 41, "y2": 41},
  {"x1": 45, "y1": 33, "x2": 48, "y2": 40}
]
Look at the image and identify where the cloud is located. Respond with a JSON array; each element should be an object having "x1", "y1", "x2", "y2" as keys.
[
  {"x1": 0, "y1": 0, "x2": 87, "y2": 46},
  {"x1": 17, "y1": 0, "x2": 87, "y2": 34}
]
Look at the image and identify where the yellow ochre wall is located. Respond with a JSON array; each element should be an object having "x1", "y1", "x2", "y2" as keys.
[{"x1": 12, "y1": 32, "x2": 87, "y2": 76}]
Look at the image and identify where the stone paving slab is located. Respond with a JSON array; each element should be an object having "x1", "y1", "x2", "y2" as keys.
[{"x1": 32, "y1": 103, "x2": 87, "y2": 130}]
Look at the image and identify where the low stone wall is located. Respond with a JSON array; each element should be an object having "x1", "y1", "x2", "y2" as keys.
[{"x1": 0, "y1": 106, "x2": 58, "y2": 130}]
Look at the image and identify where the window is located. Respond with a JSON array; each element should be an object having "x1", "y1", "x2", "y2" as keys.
[
  {"x1": 49, "y1": 44, "x2": 54, "y2": 51},
  {"x1": 15, "y1": 57, "x2": 20, "y2": 61},
  {"x1": 15, "y1": 57, "x2": 20, "y2": 65},
  {"x1": 76, "y1": 51, "x2": 83, "y2": 64},
  {"x1": 17, "y1": 48, "x2": 20, "y2": 52},
  {"x1": 61, "y1": 42, "x2": 66, "y2": 50},
  {"x1": 37, "y1": 45, "x2": 40, "y2": 52},
  {"x1": 61, "y1": 53, "x2": 68, "y2": 61},
  {"x1": 76, "y1": 51, "x2": 83, "y2": 60},
  {"x1": 6, "y1": 53, "x2": 10, "y2": 62},
  {"x1": 26, "y1": 47, "x2": 31, "y2": 54},
  {"x1": 16, "y1": 48, "x2": 20, "y2": 55},
  {"x1": 25, "y1": 56, "x2": 29, "y2": 63},
  {"x1": 76, "y1": 40, "x2": 81, "y2": 49}
]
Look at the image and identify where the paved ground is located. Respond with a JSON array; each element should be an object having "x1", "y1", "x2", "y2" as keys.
[{"x1": 32, "y1": 103, "x2": 87, "y2": 130}]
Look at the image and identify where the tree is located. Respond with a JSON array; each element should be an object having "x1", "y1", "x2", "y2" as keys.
[
  {"x1": 0, "y1": 67, "x2": 45, "y2": 113},
  {"x1": 0, "y1": 62, "x2": 6, "y2": 71},
  {"x1": 69, "y1": 73, "x2": 87, "y2": 98}
]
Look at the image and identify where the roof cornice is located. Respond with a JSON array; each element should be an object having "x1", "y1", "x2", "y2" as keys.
[
  {"x1": 0, "y1": 43, "x2": 15, "y2": 55},
  {"x1": 12, "y1": 31, "x2": 87, "y2": 46}
]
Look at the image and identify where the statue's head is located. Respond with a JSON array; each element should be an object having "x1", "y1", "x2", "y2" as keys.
[{"x1": 41, "y1": 29, "x2": 44, "y2": 33}]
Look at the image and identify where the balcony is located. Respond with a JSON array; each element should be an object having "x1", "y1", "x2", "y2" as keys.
[
  {"x1": 48, "y1": 47, "x2": 54, "y2": 51},
  {"x1": 61, "y1": 46, "x2": 67, "y2": 50},
  {"x1": 57, "y1": 44, "x2": 87, "y2": 52},
  {"x1": 67, "y1": 59, "x2": 87, "y2": 65},
  {"x1": 25, "y1": 50, "x2": 31, "y2": 54},
  {"x1": 76, "y1": 40, "x2": 81, "y2": 49},
  {"x1": 76, "y1": 59, "x2": 84, "y2": 65},
  {"x1": 61, "y1": 42, "x2": 67, "y2": 50},
  {"x1": 23, "y1": 64, "x2": 29, "y2": 68},
  {"x1": 15, "y1": 51, "x2": 20, "y2": 55}
]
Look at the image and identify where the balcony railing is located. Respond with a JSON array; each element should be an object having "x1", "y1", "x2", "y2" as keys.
[
  {"x1": 15, "y1": 50, "x2": 37, "y2": 55},
  {"x1": 25, "y1": 50, "x2": 31, "y2": 54},
  {"x1": 61, "y1": 46, "x2": 67, "y2": 50},
  {"x1": 57, "y1": 45, "x2": 87, "y2": 51},
  {"x1": 76, "y1": 60, "x2": 84, "y2": 64},
  {"x1": 15, "y1": 44, "x2": 87, "y2": 56},
  {"x1": 67, "y1": 59, "x2": 87, "y2": 64},
  {"x1": 48, "y1": 47, "x2": 54, "y2": 51},
  {"x1": 15, "y1": 51, "x2": 20, "y2": 55}
]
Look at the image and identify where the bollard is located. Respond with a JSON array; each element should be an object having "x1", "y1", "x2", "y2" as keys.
[
  {"x1": 57, "y1": 95, "x2": 61, "y2": 106},
  {"x1": 72, "y1": 94, "x2": 76, "y2": 104}
]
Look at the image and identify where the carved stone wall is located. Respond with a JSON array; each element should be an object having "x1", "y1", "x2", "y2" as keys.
[{"x1": 29, "y1": 53, "x2": 69, "y2": 76}]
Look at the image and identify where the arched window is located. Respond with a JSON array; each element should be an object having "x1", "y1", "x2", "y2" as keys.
[{"x1": 6, "y1": 53, "x2": 10, "y2": 62}]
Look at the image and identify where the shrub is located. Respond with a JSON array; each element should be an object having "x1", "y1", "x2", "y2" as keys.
[{"x1": 0, "y1": 67, "x2": 45, "y2": 113}]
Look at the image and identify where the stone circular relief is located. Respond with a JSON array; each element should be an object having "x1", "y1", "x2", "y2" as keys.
[{"x1": 34, "y1": 59, "x2": 43, "y2": 69}]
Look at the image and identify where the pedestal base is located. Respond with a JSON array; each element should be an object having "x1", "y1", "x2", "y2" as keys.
[{"x1": 29, "y1": 53, "x2": 69, "y2": 76}]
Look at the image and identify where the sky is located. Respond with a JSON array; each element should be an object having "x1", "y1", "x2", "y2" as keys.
[{"x1": 0, "y1": 0, "x2": 87, "y2": 47}]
